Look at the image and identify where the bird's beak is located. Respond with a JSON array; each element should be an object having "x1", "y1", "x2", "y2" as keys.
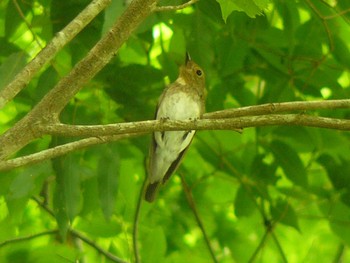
[{"x1": 186, "y1": 52, "x2": 191, "y2": 64}]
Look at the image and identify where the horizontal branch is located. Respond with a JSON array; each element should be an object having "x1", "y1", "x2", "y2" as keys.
[
  {"x1": 2, "y1": 100, "x2": 350, "y2": 171},
  {"x1": 204, "y1": 99, "x2": 350, "y2": 119},
  {"x1": 36, "y1": 114, "x2": 350, "y2": 138}
]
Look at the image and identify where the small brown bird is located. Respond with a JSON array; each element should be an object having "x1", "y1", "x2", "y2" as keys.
[{"x1": 145, "y1": 54, "x2": 207, "y2": 202}]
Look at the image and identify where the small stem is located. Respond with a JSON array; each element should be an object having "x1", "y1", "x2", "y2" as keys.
[
  {"x1": 155, "y1": 0, "x2": 199, "y2": 11},
  {"x1": 180, "y1": 174, "x2": 218, "y2": 263},
  {"x1": 0, "y1": 230, "x2": 58, "y2": 248},
  {"x1": 70, "y1": 230, "x2": 128, "y2": 263},
  {"x1": 32, "y1": 196, "x2": 128, "y2": 263},
  {"x1": 133, "y1": 176, "x2": 147, "y2": 263}
]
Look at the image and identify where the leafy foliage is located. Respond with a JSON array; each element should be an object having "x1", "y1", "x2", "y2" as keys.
[{"x1": 1, "y1": 0, "x2": 350, "y2": 262}]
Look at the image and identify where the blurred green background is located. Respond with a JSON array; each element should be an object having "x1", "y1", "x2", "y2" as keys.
[{"x1": 1, "y1": 0, "x2": 350, "y2": 262}]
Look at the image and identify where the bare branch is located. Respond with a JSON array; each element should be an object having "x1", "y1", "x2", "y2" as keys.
[
  {"x1": 1, "y1": 99, "x2": 350, "y2": 171},
  {"x1": 204, "y1": 99, "x2": 350, "y2": 119},
  {"x1": 155, "y1": 0, "x2": 199, "y2": 12},
  {"x1": 0, "y1": 133, "x2": 141, "y2": 171},
  {"x1": 36, "y1": 114, "x2": 350, "y2": 138},
  {"x1": 0, "y1": 0, "x2": 112, "y2": 109},
  {"x1": 0, "y1": 0, "x2": 158, "y2": 160}
]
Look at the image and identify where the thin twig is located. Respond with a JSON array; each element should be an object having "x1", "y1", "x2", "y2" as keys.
[
  {"x1": 133, "y1": 176, "x2": 147, "y2": 263},
  {"x1": 32, "y1": 196, "x2": 55, "y2": 217},
  {"x1": 271, "y1": 232, "x2": 288, "y2": 263},
  {"x1": 0, "y1": 229, "x2": 58, "y2": 248},
  {"x1": 180, "y1": 174, "x2": 218, "y2": 263},
  {"x1": 305, "y1": 0, "x2": 334, "y2": 51},
  {"x1": 13, "y1": 0, "x2": 44, "y2": 49},
  {"x1": 70, "y1": 230, "x2": 128, "y2": 263},
  {"x1": 32, "y1": 196, "x2": 128, "y2": 263},
  {"x1": 248, "y1": 229, "x2": 270, "y2": 263},
  {"x1": 155, "y1": 0, "x2": 199, "y2": 12}
]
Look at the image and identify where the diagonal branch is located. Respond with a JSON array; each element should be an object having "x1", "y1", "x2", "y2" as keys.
[
  {"x1": 32, "y1": 197, "x2": 129, "y2": 263},
  {"x1": 0, "y1": 230, "x2": 58, "y2": 248},
  {"x1": 0, "y1": 133, "x2": 142, "y2": 172},
  {"x1": 0, "y1": 0, "x2": 158, "y2": 161},
  {"x1": 181, "y1": 174, "x2": 218, "y2": 263},
  {"x1": 0, "y1": 0, "x2": 112, "y2": 109}
]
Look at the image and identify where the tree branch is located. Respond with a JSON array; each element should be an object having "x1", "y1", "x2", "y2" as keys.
[
  {"x1": 204, "y1": 99, "x2": 350, "y2": 119},
  {"x1": 0, "y1": 133, "x2": 141, "y2": 172},
  {"x1": 35, "y1": 114, "x2": 350, "y2": 138},
  {"x1": 1, "y1": 99, "x2": 350, "y2": 171},
  {"x1": 0, "y1": 0, "x2": 158, "y2": 161},
  {"x1": 0, "y1": 0, "x2": 112, "y2": 109},
  {"x1": 155, "y1": 0, "x2": 199, "y2": 11}
]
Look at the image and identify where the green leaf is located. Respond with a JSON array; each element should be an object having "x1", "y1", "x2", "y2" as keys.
[
  {"x1": 216, "y1": 0, "x2": 270, "y2": 21},
  {"x1": 269, "y1": 140, "x2": 308, "y2": 187},
  {"x1": 271, "y1": 199, "x2": 300, "y2": 232},
  {"x1": 141, "y1": 227, "x2": 167, "y2": 263},
  {"x1": 76, "y1": 213, "x2": 122, "y2": 238},
  {"x1": 5, "y1": 163, "x2": 50, "y2": 223},
  {"x1": 234, "y1": 186, "x2": 257, "y2": 217},
  {"x1": 52, "y1": 152, "x2": 83, "y2": 238},
  {"x1": 97, "y1": 145, "x2": 120, "y2": 221},
  {"x1": 318, "y1": 154, "x2": 350, "y2": 207},
  {"x1": 204, "y1": 175, "x2": 237, "y2": 203},
  {"x1": 333, "y1": 36, "x2": 350, "y2": 68},
  {"x1": 0, "y1": 52, "x2": 28, "y2": 90},
  {"x1": 319, "y1": 201, "x2": 350, "y2": 246}
]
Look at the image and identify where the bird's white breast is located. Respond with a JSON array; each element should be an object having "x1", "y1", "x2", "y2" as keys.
[
  {"x1": 149, "y1": 91, "x2": 200, "y2": 182},
  {"x1": 157, "y1": 91, "x2": 201, "y2": 120}
]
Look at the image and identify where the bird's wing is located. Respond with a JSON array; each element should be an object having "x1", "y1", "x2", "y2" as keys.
[{"x1": 161, "y1": 131, "x2": 195, "y2": 184}]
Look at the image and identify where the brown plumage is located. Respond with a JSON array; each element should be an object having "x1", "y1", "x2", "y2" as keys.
[{"x1": 145, "y1": 54, "x2": 206, "y2": 202}]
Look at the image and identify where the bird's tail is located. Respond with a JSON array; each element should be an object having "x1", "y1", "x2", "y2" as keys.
[{"x1": 144, "y1": 181, "x2": 160, "y2": 202}]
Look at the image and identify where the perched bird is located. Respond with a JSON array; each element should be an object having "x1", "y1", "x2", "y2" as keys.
[{"x1": 145, "y1": 54, "x2": 207, "y2": 202}]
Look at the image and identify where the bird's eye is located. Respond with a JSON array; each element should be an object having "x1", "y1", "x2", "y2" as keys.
[{"x1": 196, "y1": 69, "x2": 202, "y2": 76}]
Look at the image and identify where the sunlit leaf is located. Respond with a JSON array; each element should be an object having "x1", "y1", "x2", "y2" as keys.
[
  {"x1": 269, "y1": 140, "x2": 308, "y2": 187},
  {"x1": 271, "y1": 199, "x2": 301, "y2": 232}
]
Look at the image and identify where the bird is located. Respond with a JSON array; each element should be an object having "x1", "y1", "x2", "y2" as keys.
[{"x1": 144, "y1": 53, "x2": 207, "y2": 202}]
